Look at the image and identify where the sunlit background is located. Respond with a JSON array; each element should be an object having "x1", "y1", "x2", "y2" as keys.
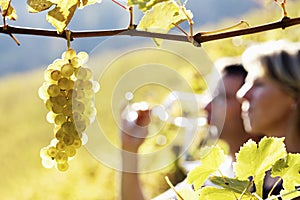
[{"x1": 1, "y1": 0, "x2": 300, "y2": 199}]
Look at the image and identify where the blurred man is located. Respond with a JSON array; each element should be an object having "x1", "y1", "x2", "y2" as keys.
[{"x1": 204, "y1": 64, "x2": 258, "y2": 160}]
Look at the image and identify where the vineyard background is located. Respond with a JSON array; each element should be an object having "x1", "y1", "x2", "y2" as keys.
[{"x1": 1, "y1": 0, "x2": 300, "y2": 200}]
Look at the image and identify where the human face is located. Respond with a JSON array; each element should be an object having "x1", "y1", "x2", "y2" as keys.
[
  {"x1": 238, "y1": 74, "x2": 295, "y2": 137},
  {"x1": 205, "y1": 75, "x2": 245, "y2": 138}
]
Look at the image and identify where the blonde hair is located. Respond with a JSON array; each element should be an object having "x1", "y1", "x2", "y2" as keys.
[
  {"x1": 242, "y1": 40, "x2": 300, "y2": 131},
  {"x1": 242, "y1": 40, "x2": 300, "y2": 98}
]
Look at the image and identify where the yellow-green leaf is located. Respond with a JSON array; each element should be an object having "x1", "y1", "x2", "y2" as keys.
[
  {"x1": 198, "y1": 186, "x2": 255, "y2": 200},
  {"x1": 46, "y1": 0, "x2": 78, "y2": 33},
  {"x1": 27, "y1": 0, "x2": 54, "y2": 13},
  {"x1": 209, "y1": 176, "x2": 252, "y2": 194},
  {"x1": 128, "y1": 0, "x2": 169, "y2": 12},
  {"x1": 233, "y1": 137, "x2": 287, "y2": 196},
  {"x1": 0, "y1": 0, "x2": 17, "y2": 20},
  {"x1": 137, "y1": 0, "x2": 192, "y2": 46},
  {"x1": 27, "y1": 0, "x2": 101, "y2": 33},
  {"x1": 187, "y1": 145, "x2": 226, "y2": 190},
  {"x1": 137, "y1": 0, "x2": 192, "y2": 32},
  {"x1": 272, "y1": 153, "x2": 300, "y2": 200}
]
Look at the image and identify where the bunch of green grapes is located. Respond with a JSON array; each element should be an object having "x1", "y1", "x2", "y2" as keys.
[{"x1": 38, "y1": 48, "x2": 100, "y2": 172}]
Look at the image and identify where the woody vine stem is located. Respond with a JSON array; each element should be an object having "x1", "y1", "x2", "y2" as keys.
[{"x1": 0, "y1": 16, "x2": 300, "y2": 46}]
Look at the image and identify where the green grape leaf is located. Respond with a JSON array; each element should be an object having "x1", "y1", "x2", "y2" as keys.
[
  {"x1": 233, "y1": 137, "x2": 287, "y2": 196},
  {"x1": 46, "y1": 0, "x2": 78, "y2": 34},
  {"x1": 128, "y1": 0, "x2": 169, "y2": 12},
  {"x1": 187, "y1": 145, "x2": 226, "y2": 190},
  {"x1": 198, "y1": 186, "x2": 254, "y2": 200},
  {"x1": 27, "y1": 0, "x2": 54, "y2": 13},
  {"x1": 272, "y1": 153, "x2": 300, "y2": 200},
  {"x1": 0, "y1": 0, "x2": 17, "y2": 20},
  {"x1": 137, "y1": 0, "x2": 192, "y2": 46},
  {"x1": 27, "y1": 0, "x2": 101, "y2": 33},
  {"x1": 209, "y1": 176, "x2": 252, "y2": 194}
]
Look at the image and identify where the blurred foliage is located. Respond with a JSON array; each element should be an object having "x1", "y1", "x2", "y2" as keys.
[
  {"x1": 1, "y1": 1, "x2": 300, "y2": 199},
  {"x1": 201, "y1": 0, "x2": 300, "y2": 60}
]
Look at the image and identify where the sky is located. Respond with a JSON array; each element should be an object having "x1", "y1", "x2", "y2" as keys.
[{"x1": 0, "y1": 0, "x2": 261, "y2": 77}]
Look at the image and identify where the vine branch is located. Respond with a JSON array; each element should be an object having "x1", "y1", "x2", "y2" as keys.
[{"x1": 0, "y1": 16, "x2": 300, "y2": 46}]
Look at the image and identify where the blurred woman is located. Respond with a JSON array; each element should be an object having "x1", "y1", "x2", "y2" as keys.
[
  {"x1": 238, "y1": 40, "x2": 300, "y2": 152},
  {"x1": 237, "y1": 40, "x2": 300, "y2": 199}
]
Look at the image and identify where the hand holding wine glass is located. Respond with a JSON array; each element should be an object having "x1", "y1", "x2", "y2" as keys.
[{"x1": 121, "y1": 108, "x2": 151, "y2": 153}]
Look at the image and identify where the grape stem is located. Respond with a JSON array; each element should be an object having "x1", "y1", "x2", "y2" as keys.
[
  {"x1": 111, "y1": 0, "x2": 134, "y2": 30},
  {"x1": 200, "y1": 20, "x2": 250, "y2": 35},
  {"x1": 274, "y1": 0, "x2": 288, "y2": 17},
  {"x1": 238, "y1": 179, "x2": 253, "y2": 200},
  {"x1": 164, "y1": 176, "x2": 185, "y2": 200},
  {"x1": 267, "y1": 177, "x2": 282, "y2": 199},
  {"x1": 1, "y1": 0, "x2": 20, "y2": 45},
  {"x1": 0, "y1": 16, "x2": 300, "y2": 46}
]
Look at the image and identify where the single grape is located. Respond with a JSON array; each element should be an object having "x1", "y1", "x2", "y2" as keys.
[
  {"x1": 50, "y1": 70, "x2": 62, "y2": 81},
  {"x1": 38, "y1": 84, "x2": 50, "y2": 100},
  {"x1": 45, "y1": 100, "x2": 53, "y2": 111},
  {"x1": 85, "y1": 68, "x2": 92, "y2": 80},
  {"x1": 53, "y1": 59, "x2": 66, "y2": 70},
  {"x1": 75, "y1": 67, "x2": 88, "y2": 80},
  {"x1": 84, "y1": 106, "x2": 97, "y2": 120},
  {"x1": 72, "y1": 138, "x2": 82, "y2": 149},
  {"x1": 74, "y1": 79, "x2": 85, "y2": 90},
  {"x1": 47, "y1": 84, "x2": 60, "y2": 97},
  {"x1": 44, "y1": 69, "x2": 53, "y2": 82},
  {"x1": 83, "y1": 80, "x2": 93, "y2": 90},
  {"x1": 55, "y1": 129, "x2": 65, "y2": 141},
  {"x1": 55, "y1": 151, "x2": 68, "y2": 163},
  {"x1": 84, "y1": 89, "x2": 94, "y2": 98},
  {"x1": 51, "y1": 104, "x2": 64, "y2": 114},
  {"x1": 71, "y1": 112, "x2": 82, "y2": 122},
  {"x1": 57, "y1": 162, "x2": 69, "y2": 172},
  {"x1": 63, "y1": 134, "x2": 75, "y2": 145},
  {"x1": 62, "y1": 49, "x2": 76, "y2": 61},
  {"x1": 74, "y1": 120, "x2": 86, "y2": 132},
  {"x1": 62, "y1": 121, "x2": 75, "y2": 133},
  {"x1": 63, "y1": 105, "x2": 73, "y2": 117},
  {"x1": 77, "y1": 51, "x2": 89, "y2": 64},
  {"x1": 75, "y1": 90, "x2": 85, "y2": 100},
  {"x1": 81, "y1": 114, "x2": 91, "y2": 126},
  {"x1": 56, "y1": 141, "x2": 67, "y2": 150},
  {"x1": 40, "y1": 147, "x2": 49, "y2": 159},
  {"x1": 70, "y1": 57, "x2": 80, "y2": 68},
  {"x1": 50, "y1": 95, "x2": 67, "y2": 107},
  {"x1": 47, "y1": 63, "x2": 56, "y2": 70},
  {"x1": 61, "y1": 63, "x2": 74, "y2": 77},
  {"x1": 47, "y1": 146, "x2": 58, "y2": 158},
  {"x1": 46, "y1": 111, "x2": 56, "y2": 123},
  {"x1": 54, "y1": 114, "x2": 67, "y2": 125},
  {"x1": 73, "y1": 100, "x2": 85, "y2": 113},
  {"x1": 58, "y1": 78, "x2": 74, "y2": 90},
  {"x1": 65, "y1": 146, "x2": 76, "y2": 157}
]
